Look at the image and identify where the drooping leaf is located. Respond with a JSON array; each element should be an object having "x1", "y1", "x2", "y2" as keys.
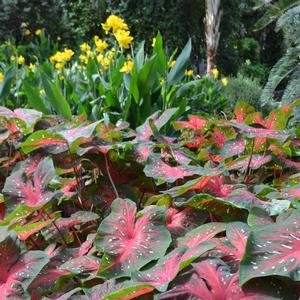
[
  {"x1": 247, "y1": 207, "x2": 274, "y2": 228},
  {"x1": 177, "y1": 222, "x2": 226, "y2": 248},
  {"x1": 143, "y1": 156, "x2": 204, "y2": 183},
  {"x1": 240, "y1": 209, "x2": 300, "y2": 284},
  {"x1": 221, "y1": 134, "x2": 246, "y2": 159},
  {"x1": 2, "y1": 157, "x2": 57, "y2": 209},
  {"x1": 133, "y1": 248, "x2": 186, "y2": 292},
  {"x1": 173, "y1": 115, "x2": 208, "y2": 131},
  {"x1": 96, "y1": 198, "x2": 171, "y2": 278},
  {"x1": 0, "y1": 227, "x2": 49, "y2": 299},
  {"x1": 21, "y1": 130, "x2": 67, "y2": 154},
  {"x1": 157, "y1": 259, "x2": 246, "y2": 300},
  {"x1": 166, "y1": 207, "x2": 207, "y2": 238},
  {"x1": 135, "y1": 108, "x2": 178, "y2": 141},
  {"x1": 218, "y1": 222, "x2": 251, "y2": 262},
  {"x1": 59, "y1": 255, "x2": 100, "y2": 275},
  {"x1": 84, "y1": 280, "x2": 154, "y2": 300}
]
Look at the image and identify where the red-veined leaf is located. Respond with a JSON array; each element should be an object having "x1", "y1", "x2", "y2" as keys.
[
  {"x1": 96, "y1": 198, "x2": 171, "y2": 278},
  {"x1": 240, "y1": 209, "x2": 300, "y2": 284},
  {"x1": 0, "y1": 227, "x2": 49, "y2": 299},
  {"x1": 133, "y1": 248, "x2": 186, "y2": 292},
  {"x1": 221, "y1": 134, "x2": 246, "y2": 159},
  {"x1": 173, "y1": 115, "x2": 208, "y2": 131},
  {"x1": 166, "y1": 207, "x2": 207, "y2": 238},
  {"x1": 235, "y1": 102, "x2": 255, "y2": 123},
  {"x1": 84, "y1": 280, "x2": 154, "y2": 300},
  {"x1": 2, "y1": 157, "x2": 57, "y2": 209},
  {"x1": 59, "y1": 255, "x2": 100, "y2": 275}
]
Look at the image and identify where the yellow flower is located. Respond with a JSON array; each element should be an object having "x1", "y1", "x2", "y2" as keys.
[
  {"x1": 152, "y1": 38, "x2": 156, "y2": 47},
  {"x1": 35, "y1": 29, "x2": 42, "y2": 36},
  {"x1": 212, "y1": 68, "x2": 219, "y2": 79},
  {"x1": 221, "y1": 77, "x2": 228, "y2": 86},
  {"x1": 94, "y1": 35, "x2": 100, "y2": 42},
  {"x1": 96, "y1": 54, "x2": 103, "y2": 64},
  {"x1": 18, "y1": 55, "x2": 25, "y2": 65},
  {"x1": 28, "y1": 63, "x2": 36, "y2": 70},
  {"x1": 95, "y1": 39, "x2": 108, "y2": 53},
  {"x1": 101, "y1": 57, "x2": 110, "y2": 70},
  {"x1": 50, "y1": 48, "x2": 74, "y2": 69},
  {"x1": 57, "y1": 36, "x2": 61, "y2": 41},
  {"x1": 101, "y1": 15, "x2": 128, "y2": 34},
  {"x1": 55, "y1": 62, "x2": 63, "y2": 70},
  {"x1": 10, "y1": 55, "x2": 16, "y2": 62},
  {"x1": 120, "y1": 60, "x2": 133, "y2": 74},
  {"x1": 25, "y1": 29, "x2": 31, "y2": 36},
  {"x1": 185, "y1": 69, "x2": 193, "y2": 77},
  {"x1": 86, "y1": 50, "x2": 95, "y2": 59},
  {"x1": 39, "y1": 89, "x2": 45, "y2": 95},
  {"x1": 0, "y1": 72, "x2": 4, "y2": 83},
  {"x1": 107, "y1": 48, "x2": 115, "y2": 60},
  {"x1": 79, "y1": 54, "x2": 88, "y2": 64},
  {"x1": 114, "y1": 30, "x2": 133, "y2": 49},
  {"x1": 59, "y1": 75, "x2": 64, "y2": 80},
  {"x1": 168, "y1": 60, "x2": 176, "y2": 68},
  {"x1": 160, "y1": 78, "x2": 165, "y2": 85},
  {"x1": 80, "y1": 42, "x2": 91, "y2": 52}
]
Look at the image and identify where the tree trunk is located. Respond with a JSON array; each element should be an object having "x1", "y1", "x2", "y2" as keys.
[{"x1": 204, "y1": 0, "x2": 223, "y2": 76}]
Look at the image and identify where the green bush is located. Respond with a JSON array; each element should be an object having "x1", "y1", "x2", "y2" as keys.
[{"x1": 223, "y1": 74, "x2": 262, "y2": 111}]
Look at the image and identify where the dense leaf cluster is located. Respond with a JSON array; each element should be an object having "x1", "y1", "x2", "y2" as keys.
[{"x1": 0, "y1": 100, "x2": 300, "y2": 298}]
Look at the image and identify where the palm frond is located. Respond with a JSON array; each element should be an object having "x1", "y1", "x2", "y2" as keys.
[
  {"x1": 281, "y1": 66, "x2": 300, "y2": 103},
  {"x1": 276, "y1": 4, "x2": 300, "y2": 30},
  {"x1": 255, "y1": 0, "x2": 300, "y2": 30},
  {"x1": 260, "y1": 46, "x2": 300, "y2": 106}
]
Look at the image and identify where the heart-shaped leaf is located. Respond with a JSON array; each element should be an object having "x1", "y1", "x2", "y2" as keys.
[{"x1": 96, "y1": 198, "x2": 171, "y2": 278}]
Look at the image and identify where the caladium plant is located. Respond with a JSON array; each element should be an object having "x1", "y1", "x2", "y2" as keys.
[{"x1": 0, "y1": 102, "x2": 299, "y2": 298}]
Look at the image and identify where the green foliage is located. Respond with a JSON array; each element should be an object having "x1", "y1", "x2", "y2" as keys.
[
  {"x1": 255, "y1": 0, "x2": 300, "y2": 110},
  {"x1": 223, "y1": 74, "x2": 263, "y2": 110}
]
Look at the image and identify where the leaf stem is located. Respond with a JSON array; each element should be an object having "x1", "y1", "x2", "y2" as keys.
[{"x1": 104, "y1": 153, "x2": 119, "y2": 199}]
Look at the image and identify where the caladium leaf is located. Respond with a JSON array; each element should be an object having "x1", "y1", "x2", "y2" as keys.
[
  {"x1": 42, "y1": 211, "x2": 99, "y2": 240},
  {"x1": 235, "y1": 102, "x2": 255, "y2": 123},
  {"x1": 173, "y1": 115, "x2": 208, "y2": 131},
  {"x1": 21, "y1": 130, "x2": 67, "y2": 154},
  {"x1": 225, "y1": 154, "x2": 272, "y2": 171},
  {"x1": 2, "y1": 157, "x2": 57, "y2": 210},
  {"x1": 221, "y1": 134, "x2": 246, "y2": 159},
  {"x1": 218, "y1": 222, "x2": 251, "y2": 262},
  {"x1": 229, "y1": 122, "x2": 290, "y2": 142},
  {"x1": 14, "y1": 219, "x2": 52, "y2": 241},
  {"x1": 166, "y1": 207, "x2": 207, "y2": 238},
  {"x1": 227, "y1": 189, "x2": 290, "y2": 216},
  {"x1": 84, "y1": 280, "x2": 154, "y2": 300},
  {"x1": 175, "y1": 193, "x2": 244, "y2": 219},
  {"x1": 135, "y1": 108, "x2": 178, "y2": 141},
  {"x1": 143, "y1": 156, "x2": 204, "y2": 183},
  {"x1": 0, "y1": 227, "x2": 49, "y2": 299},
  {"x1": 277, "y1": 156, "x2": 300, "y2": 169},
  {"x1": 240, "y1": 209, "x2": 300, "y2": 284},
  {"x1": 177, "y1": 222, "x2": 226, "y2": 248},
  {"x1": 247, "y1": 207, "x2": 274, "y2": 228},
  {"x1": 157, "y1": 259, "x2": 246, "y2": 300},
  {"x1": 96, "y1": 198, "x2": 171, "y2": 278},
  {"x1": 133, "y1": 247, "x2": 187, "y2": 292},
  {"x1": 59, "y1": 255, "x2": 100, "y2": 275}
]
